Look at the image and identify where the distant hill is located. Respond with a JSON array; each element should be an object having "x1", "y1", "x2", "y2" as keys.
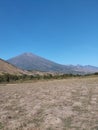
[
  {"x1": 0, "y1": 58, "x2": 29, "y2": 75},
  {"x1": 7, "y1": 52, "x2": 98, "y2": 74},
  {"x1": 69, "y1": 65, "x2": 98, "y2": 73}
]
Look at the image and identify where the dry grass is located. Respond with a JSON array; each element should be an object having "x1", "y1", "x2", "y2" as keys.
[
  {"x1": 0, "y1": 59, "x2": 30, "y2": 75},
  {"x1": 0, "y1": 77, "x2": 98, "y2": 130}
]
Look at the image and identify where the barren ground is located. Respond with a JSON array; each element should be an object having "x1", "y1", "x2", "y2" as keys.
[{"x1": 0, "y1": 77, "x2": 98, "y2": 130}]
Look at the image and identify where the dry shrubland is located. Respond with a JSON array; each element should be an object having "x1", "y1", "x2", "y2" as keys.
[{"x1": 0, "y1": 77, "x2": 98, "y2": 130}]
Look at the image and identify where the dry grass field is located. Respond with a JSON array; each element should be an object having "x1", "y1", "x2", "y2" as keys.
[{"x1": 0, "y1": 77, "x2": 98, "y2": 130}]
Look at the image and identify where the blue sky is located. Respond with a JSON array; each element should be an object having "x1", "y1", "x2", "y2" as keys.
[{"x1": 0, "y1": 0, "x2": 98, "y2": 66}]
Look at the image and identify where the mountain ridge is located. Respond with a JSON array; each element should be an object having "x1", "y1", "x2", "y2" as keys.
[{"x1": 7, "y1": 52, "x2": 98, "y2": 74}]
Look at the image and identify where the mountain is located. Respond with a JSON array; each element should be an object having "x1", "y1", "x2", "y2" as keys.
[
  {"x1": 71, "y1": 65, "x2": 98, "y2": 73},
  {"x1": 7, "y1": 53, "x2": 77, "y2": 74},
  {"x1": 7, "y1": 52, "x2": 98, "y2": 74},
  {"x1": 0, "y1": 58, "x2": 29, "y2": 75}
]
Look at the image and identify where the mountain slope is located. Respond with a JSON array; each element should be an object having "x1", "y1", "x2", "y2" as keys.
[
  {"x1": 7, "y1": 53, "x2": 75, "y2": 73},
  {"x1": 7, "y1": 52, "x2": 98, "y2": 74},
  {"x1": 0, "y1": 58, "x2": 28, "y2": 75}
]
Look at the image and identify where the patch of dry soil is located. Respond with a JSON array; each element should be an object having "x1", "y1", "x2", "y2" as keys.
[{"x1": 0, "y1": 77, "x2": 98, "y2": 130}]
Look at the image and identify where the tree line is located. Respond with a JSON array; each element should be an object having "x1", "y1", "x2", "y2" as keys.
[
  {"x1": 0, "y1": 73, "x2": 82, "y2": 83},
  {"x1": 0, "y1": 72, "x2": 98, "y2": 83}
]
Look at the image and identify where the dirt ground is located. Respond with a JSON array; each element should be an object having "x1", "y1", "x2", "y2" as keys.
[{"x1": 0, "y1": 77, "x2": 98, "y2": 130}]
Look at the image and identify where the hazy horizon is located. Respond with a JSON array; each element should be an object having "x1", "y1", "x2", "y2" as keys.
[{"x1": 0, "y1": 0, "x2": 98, "y2": 66}]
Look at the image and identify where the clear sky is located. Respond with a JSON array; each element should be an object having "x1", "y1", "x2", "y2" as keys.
[{"x1": 0, "y1": 0, "x2": 98, "y2": 66}]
